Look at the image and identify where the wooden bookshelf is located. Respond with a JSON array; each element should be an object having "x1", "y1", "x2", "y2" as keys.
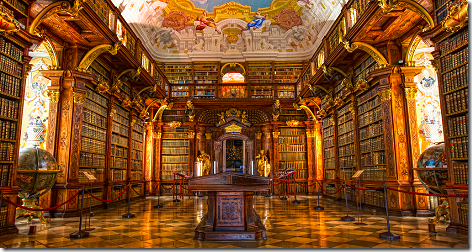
[
  {"x1": 131, "y1": 117, "x2": 144, "y2": 181},
  {"x1": 276, "y1": 85, "x2": 295, "y2": 99},
  {"x1": 193, "y1": 62, "x2": 219, "y2": 84},
  {"x1": 247, "y1": 62, "x2": 272, "y2": 83},
  {"x1": 336, "y1": 100, "x2": 355, "y2": 181},
  {"x1": 171, "y1": 85, "x2": 189, "y2": 98},
  {"x1": 273, "y1": 62, "x2": 303, "y2": 83},
  {"x1": 160, "y1": 126, "x2": 189, "y2": 180},
  {"x1": 250, "y1": 85, "x2": 272, "y2": 99},
  {"x1": 111, "y1": 104, "x2": 129, "y2": 182},
  {"x1": 278, "y1": 109, "x2": 305, "y2": 122},
  {"x1": 321, "y1": 116, "x2": 336, "y2": 194},
  {"x1": 193, "y1": 85, "x2": 215, "y2": 99},
  {"x1": 164, "y1": 63, "x2": 192, "y2": 84},
  {"x1": 278, "y1": 127, "x2": 308, "y2": 193}
]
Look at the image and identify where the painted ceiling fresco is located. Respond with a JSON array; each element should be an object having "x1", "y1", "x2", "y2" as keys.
[{"x1": 111, "y1": 0, "x2": 345, "y2": 62}]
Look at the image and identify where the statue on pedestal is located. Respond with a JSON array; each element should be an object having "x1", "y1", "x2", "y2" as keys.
[
  {"x1": 197, "y1": 150, "x2": 211, "y2": 176},
  {"x1": 255, "y1": 150, "x2": 270, "y2": 177}
]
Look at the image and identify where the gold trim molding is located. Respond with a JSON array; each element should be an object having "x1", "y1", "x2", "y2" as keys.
[
  {"x1": 225, "y1": 122, "x2": 242, "y2": 134},
  {"x1": 37, "y1": 31, "x2": 60, "y2": 70},
  {"x1": 293, "y1": 102, "x2": 316, "y2": 121},
  {"x1": 47, "y1": 90, "x2": 60, "y2": 103},
  {"x1": 378, "y1": 89, "x2": 392, "y2": 101},
  {"x1": 405, "y1": 34, "x2": 422, "y2": 67},
  {"x1": 404, "y1": 87, "x2": 418, "y2": 100},
  {"x1": 322, "y1": 66, "x2": 353, "y2": 90},
  {"x1": 343, "y1": 39, "x2": 389, "y2": 69},
  {"x1": 356, "y1": 79, "x2": 369, "y2": 92},
  {"x1": 73, "y1": 92, "x2": 86, "y2": 104},
  {"x1": 0, "y1": 10, "x2": 21, "y2": 35},
  {"x1": 29, "y1": 0, "x2": 84, "y2": 35},
  {"x1": 153, "y1": 102, "x2": 174, "y2": 122},
  {"x1": 286, "y1": 120, "x2": 301, "y2": 127},
  {"x1": 76, "y1": 41, "x2": 122, "y2": 73},
  {"x1": 140, "y1": 97, "x2": 168, "y2": 119},
  {"x1": 169, "y1": 121, "x2": 182, "y2": 128}
]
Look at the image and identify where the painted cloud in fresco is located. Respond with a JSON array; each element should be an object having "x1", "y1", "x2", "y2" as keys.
[{"x1": 192, "y1": 0, "x2": 208, "y2": 4}]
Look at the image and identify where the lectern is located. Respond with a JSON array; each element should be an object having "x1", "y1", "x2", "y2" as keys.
[{"x1": 188, "y1": 172, "x2": 270, "y2": 241}]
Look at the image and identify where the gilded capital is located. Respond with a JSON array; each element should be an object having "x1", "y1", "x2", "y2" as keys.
[
  {"x1": 153, "y1": 132, "x2": 162, "y2": 139},
  {"x1": 255, "y1": 133, "x2": 262, "y2": 139},
  {"x1": 272, "y1": 132, "x2": 280, "y2": 138},
  {"x1": 377, "y1": 89, "x2": 392, "y2": 101},
  {"x1": 306, "y1": 131, "x2": 315, "y2": 138},
  {"x1": 264, "y1": 132, "x2": 271, "y2": 139},
  {"x1": 188, "y1": 131, "x2": 195, "y2": 138},
  {"x1": 130, "y1": 118, "x2": 136, "y2": 127},
  {"x1": 205, "y1": 133, "x2": 212, "y2": 140},
  {"x1": 404, "y1": 87, "x2": 418, "y2": 100},
  {"x1": 47, "y1": 90, "x2": 60, "y2": 103},
  {"x1": 73, "y1": 92, "x2": 86, "y2": 104},
  {"x1": 196, "y1": 132, "x2": 202, "y2": 140}
]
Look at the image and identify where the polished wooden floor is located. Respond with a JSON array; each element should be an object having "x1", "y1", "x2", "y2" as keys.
[{"x1": 1, "y1": 196, "x2": 468, "y2": 248}]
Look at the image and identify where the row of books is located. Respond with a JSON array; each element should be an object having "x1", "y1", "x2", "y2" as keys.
[
  {"x1": 112, "y1": 134, "x2": 128, "y2": 147},
  {"x1": 0, "y1": 35, "x2": 24, "y2": 62},
  {"x1": 84, "y1": 99, "x2": 107, "y2": 116},
  {"x1": 322, "y1": 117, "x2": 332, "y2": 128},
  {"x1": 453, "y1": 162, "x2": 468, "y2": 185},
  {"x1": 162, "y1": 139, "x2": 189, "y2": 147},
  {"x1": 436, "y1": 0, "x2": 462, "y2": 23},
  {"x1": 450, "y1": 136, "x2": 468, "y2": 159},
  {"x1": 441, "y1": 47, "x2": 468, "y2": 73},
  {"x1": 340, "y1": 169, "x2": 355, "y2": 180},
  {"x1": 360, "y1": 135, "x2": 384, "y2": 153},
  {"x1": 281, "y1": 128, "x2": 304, "y2": 135},
  {"x1": 338, "y1": 107, "x2": 352, "y2": 122},
  {"x1": 443, "y1": 64, "x2": 468, "y2": 94},
  {"x1": 0, "y1": 54, "x2": 22, "y2": 77},
  {"x1": 324, "y1": 158, "x2": 335, "y2": 169},
  {"x1": 0, "y1": 72, "x2": 20, "y2": 98},
  {"x1": 358, "y1": 96, "x2": 381, "y2": 115},
  {"x1": 354, "y1": 62, "x2": 376, "y2": 83},
  {"x1": 0, "y1": 205, "x2": 7, "y2": 227},
  {"x1": 0, "y1": 97, "x2": 18, "y2": 119},
  {"x1": 357, "y1": 85, "x2": 379, "y2": 104},
  {"x1": 130, "y1": 170, "x2": 143, "y2": 180},
  {"x1": 78, "y1": 168, "x2": 104, "y2": 183},
  {"x1": 324, "y1": 184, "x2": 337, "y2": 194},
  {"x1": 111, "y1": 186, "x2": 126, "y2": 201},
  {"x1": 364, "y1": 190, "x2": 385, "y2": 208},
  {"x1": 132, "y1": 140, "x2": 143, "y2": 151},
  {"x1": 131, "y1": 160, "x2": 142, "y2": 170},
  {"x1": 444, "y1": 89, "x2": 468, "y2": 114},
  {"x1": 292, "y1": 169, "x2": 308, "y2": 179},
  {"x1": 324, "y1": 146, "x2": 335, "y2": 159},
  {"x1": 131, "y1": 185, "x2": 142, "y2": 198},
  {"x1": 110, "y1": 156, "x2": 128, "y2": 169},
  {"x1": 111, "y1": 145, "x2": 128, "y2": 158},
  {"x1": 162, "y1": 147, "x2": 189, "y2": 155},
  {"x1": 279, "y1": 115, "x2": 305, "y2": 121},
  {"x1": 112, "y1": 123, "x2": 128, "y2": 136},
  {"x1": 457, "y1": 202, "x2": 468, "y2": 226},
  {"x1": 0, "y1": 142, "x2": 13, "y2": 161},
  {"x1": 113, "y1": 113, "x2": 129, "y2": 127},
  {"x1": 0, "y1": 164, "x2": 11, "y2": 187},
  {"x1": 335, "y1": 83, "x2": 347, "y2": 96},
  {"x1": 82, "y1": 191, "x2": 103, "y2": 209},
  {"x1": 277, "y1": 91, "x2": 295, "y2": 98},
  {"x1": 81, "y1": 136, "x2": 106, "y2": 154},
  {"x1": 362, "y1": 166, "x2": 387, "y2": 181},
  {"x1": 133, "y1": 120, "x2": 144, "y2": 133},
  {"x1": 325, "y1": 169, "x2": 335, "y2": 179},
  {"x1": 359, "y1": 122, "x2": 383, "y2": 140},
  {"x1": 447, "y1": 114, "x2": 468, "y2": 137},
  {"x1": 82, "y1": 123, "x2": 106, "y2": 141},
  {"x1": 114, "y1": 105, "x2": 129, "y2": 118},
  {"x1": 323, "y1": 127, "x2": 334, "y2": 138},
  {"x1": 162, "y1": 155, "x2": 188, "y2": 163},
  {"x1": 339, "y1": 143, "x2": 355, "y2": 157},
  {"x1": 279, "y1": 143, "x2": 306, "y2": 152},
  {"x1": 79, "y1": 152, "x2": 105, "y2": 167},
  {"x1": 3, "y1": 0, "x2": 27, "y2": 15},
  {"x1": 111, "y1": 169, "x2": 127, "y2": 181},
  {"x1": 83, "y1": 109, "x2": 107, "y2": 128},
  {"x1": 278, "y1": 136, "x2": 305, "y2": 144},
  {"x1": 279, "y1": 152, "x2": 305, "y2": 160},
  {"x1": 162, "y1": 163, "x2": 188, "y2": 171},
  {"x1": 358, "y1": 106, "x2": 382, "y2": 127},
  {"x1": 90, "y1": 68, "x2": 108, "y2": 83},
  {"x1": 162, "y1": 171, "x2": 186, "y2": 180},
  {"x1": 172, "y1": 91, "x2": 189, "y2": 97},
  {"x1": 339, "y1": 155, "x2": 355, "y2": 168},
  {"x1": 338, "y1": 120, "x2": 354, "y2": 136},
  {"x1": 360, "y1": 151, "x2": 385, "y2": 166},
  {"x1": 438, "y1": 29, "x2": 468, "y2": 56},
  {"x1": 0, "y1": 119, "x2": 16, "y2": 140},
  {"x1": 194, "y1": 90, "x2": 215, "y2": 96},
  {"x1": 85, "y1": 88, "x2": 108, "y2": 108},
  {"x1": 354, "y1": 56, "x2": 376, "y2": 77},
  {"x1": 338, "y1": 131, "x2": 354, "y2": 146},
  {"x1": 278, "y1": 160, "x2": 307, "y2": 170},
  {"x1": 162, "y1": 133, "x2": 188, "y2": 139}
]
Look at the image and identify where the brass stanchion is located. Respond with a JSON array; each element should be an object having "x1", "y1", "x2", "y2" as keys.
[
  {"x1": 122, "y1": 182, "x2": 136, "y2": 218},
  {"x1": 379, "y1": 184, "x2": 400, "y2": 240},
  {"x1": 154, "y1": 183, "x2": 163, "y2": 209},
  {"x1": 341, "y1": 181, "x2": 355, "y2": 221},
  {"x1": 280, "y1": 178, "x2": 287, "y2": 201},
  {"x1": 313, "y1": 181, "x2": 324, "y2": 211},
  {"x1": 70, "y1": 185, "x2": 90, "y2": 238},
  {"x1": 354, "y1": 178, "x2": 367, "y2": 225},
  {"x1": 291, "y1": 173, "x2": 300, "y2": 205}
]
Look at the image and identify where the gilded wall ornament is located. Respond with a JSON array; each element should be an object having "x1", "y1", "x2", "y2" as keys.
[
  {"x1": 72, "y1": 92, "x2": 86, "y2": 104},
  {"x1": 130, "y1": 118, "x2": 136, "y2": 127},
  {"x1": 255, "y1": 133, "x2": 262, "y2": 139},
  {"x1": 225, "y1": 122, "x2": 242, "y2": 134},
  {"x1": 109, "y1": 107, "x2": 116, "y2": 117},
  {"x1": 342, "y1": 39, "x2": 389, "y2": 69},
  {"x1": 378, "y1": 89, "x2": 392, "y2": 101},
  {"x1": 442, "y1": 0, "x2": 468, "y2": 32},
  {"x1": 205, "y1": 133, "x2": 212, "y2": 140},
  {"x1": 286, "y1": 120, "x2": 300, "y2": 127},
  {"x1": 188, "y1": 131, "x2": 195, "y2": 138},
  {"x1": 0, "y1": 10, "x2": 21, "y2": 34},
  {"x1": 196, "y1": 132, "x2": 202, "y2": 139},
  {"x1": 153, "y1": 132, "x2": 161, "y2": 139},
  {"x1": 47, "y1": 90, "x2": 60, "y2": 103},
  {"x1": 306, "y1": 131, "x2": 315, "y2": 138},
  {"x1": 356, "y1": 79, "x2": 369, "y2": 92},
  {"x1": 29, "y1": 0, "x2": 84, "y2": 35},
  {"x1": 169, "y1": 121, "x2": 182, "y2": 128},
  {"x1": 76, "y1": 41, "x2": 122, "y2": 73},
  {"x1": 95, "y1": 81, "x2": 109, "y2": 94},
  {"x1": 404, "y1": 87, "x2": 418, "y2": 100},
  {"x1": 226, "y1": 33, "x2": 239, "y2": 43},
  {"x1": 272, "y1": 132, "x2": 280, "y2": 138},
  {"x1": 265, "y1": 132, "x2": 271, "y2": 139}
]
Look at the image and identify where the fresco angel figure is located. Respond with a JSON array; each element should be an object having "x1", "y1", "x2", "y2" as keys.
[
  {"x1": 195, "y1": 11, "x2": 220, "y2": 33},
  {"x1": 247, "y1": 11, "x2": 268, "y2": 30}
]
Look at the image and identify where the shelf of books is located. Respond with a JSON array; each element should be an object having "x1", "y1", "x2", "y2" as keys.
[
  {"x1": 89, "y1": 60, "x2": 110, "y2": 83},
  {"x1": 278, "y1": 127, "x2": 308, "y2": 193},
  {"x1": 276, "y1": 85, "x2": 295, "y2": 99},
  {"x1": 131, "y1": 183, "x2": 143, "y2": 199},
  {"x1": 193, "y1": 85, "x2": 215, "y2": 99},
  {"x1": 250, "y1": 85, "x2": 273, "y2": 99},
  {"x1": 164, "y1": 63, "x2": 192, "y2": 84},
  {"x1": 79, "y1": 86, "x2": 108, "y2": 184},
  {"x1": 433, "y1": 13, "x2": 468, "y2": 232},
  {"x1": 322, "y1": 116, "x2": 336, "y2": 195},
  {"x1": 82, "y1": 187, "x2": 104, "y2": 209},
  {"x1": 111, "y1": 104, "x2": 129, "y2": 182},
  {"x1": 247, "y1": 62, "x2": 273, "y2": 83},
  {"x1": 0, "y1": 200, "x2": 7, "y2": 229},
  {"x1": 278, "y1": 109, "x2": 305, "y2": 122},
  {"x1": 160, "y1": 126, "x2": 189, "y2": 180},
  {"x1": 162, "y1": 109, "x2": 188, "y2": 123},
  {"x1": 337, "y1": 103, "x2": 355, "y2": 180},
  {"x1": 171, "y1": 85, "x2": 189, "y2": 98},
  {"x1": 0, "y1": 0, "x2": 28, "y2": 29},
  {"x1": 131, "y1": 117, "x2": 144, "y2": 181},
  {"x1": 273, "y1": 62, "x2": 303, "y2": 83},
  {"x1": 193, "y1": 62, "x2": 219, "y2": 84}
]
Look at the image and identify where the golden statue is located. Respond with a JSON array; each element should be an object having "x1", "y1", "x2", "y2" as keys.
[
  {"x1": 255, "y1": 149, "x2": 270, "y2": 177},
  {"x1": 217, "y1": 112, "x2": 225, "y2": 124},
  {"x1": 241, "y1": 110, "x2": 248, "y2": 123},
  {"x1": 197, "y1": 150, "x2": 211, "y2": 176}
]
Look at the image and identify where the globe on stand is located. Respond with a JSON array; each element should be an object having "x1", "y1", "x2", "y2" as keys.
[
  {"x1": 16, "y1": 122, "x2": 60, "y2": 223},
  {"x1": 413, "y1": 142, "x2": 449, "y2": 224}
]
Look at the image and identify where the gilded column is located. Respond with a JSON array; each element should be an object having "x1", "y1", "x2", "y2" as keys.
[
  {"x1": 144, "y1": 122, "x2": 153, "y2": 194},
  {"x1": 305, "y1": 124, "x2": 315, "y2": 195}
]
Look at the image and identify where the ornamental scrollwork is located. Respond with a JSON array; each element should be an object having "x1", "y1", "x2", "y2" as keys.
[
  {"x1": 72, "y1": 92, "x2": 86, "y2": 104},
  {"x1": 76, "y1": 41, "x2": 122, "y2": 73},
  {"x1": 378, "y1": 89, "x2": 392, "y2": 101}
]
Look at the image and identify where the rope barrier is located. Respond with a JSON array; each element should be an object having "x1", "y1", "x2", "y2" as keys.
[
  {"x1": 271, "y1": 180, "x2": 283, "y2": 186},
  {"x1": 293, "y1": 180, "x2": 317, "y2": 187},
  {"x1": 130, "y1": 184, "x2": 160, "y2": 198},
  {"x1": 345, "y1": 183, "x2": 383, "y2": 191},
  {"x1": 4, "y1": 190, "x2": 81, "y2": 211},
  {"x1": 161, "y1": 184, "x2": 174, "y2": 191},
  {"x1": 317, "y1": 181, "x2": 344, "y2": 195},
  {"x1": 386, "y1": 187, "x2": 468, "y2": 197},
  {"x1": 86, "y1": 185, "x2": 129, "y2": 203}
]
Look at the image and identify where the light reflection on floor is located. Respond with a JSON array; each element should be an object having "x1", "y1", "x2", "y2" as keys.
[{"x1": 0, "y1": 196, "x2": 468, "y2": 248}]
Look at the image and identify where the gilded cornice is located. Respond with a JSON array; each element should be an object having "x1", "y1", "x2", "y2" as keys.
[
  {"x1": 47, "y1": 90, "x2": 60, "y2": 103},
  {"x1": 73, "y1": 92, "x2": 86, "y2": 104},
  {"x1": 404, "y1": 87, "x2": 418, "y2": 100}
]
